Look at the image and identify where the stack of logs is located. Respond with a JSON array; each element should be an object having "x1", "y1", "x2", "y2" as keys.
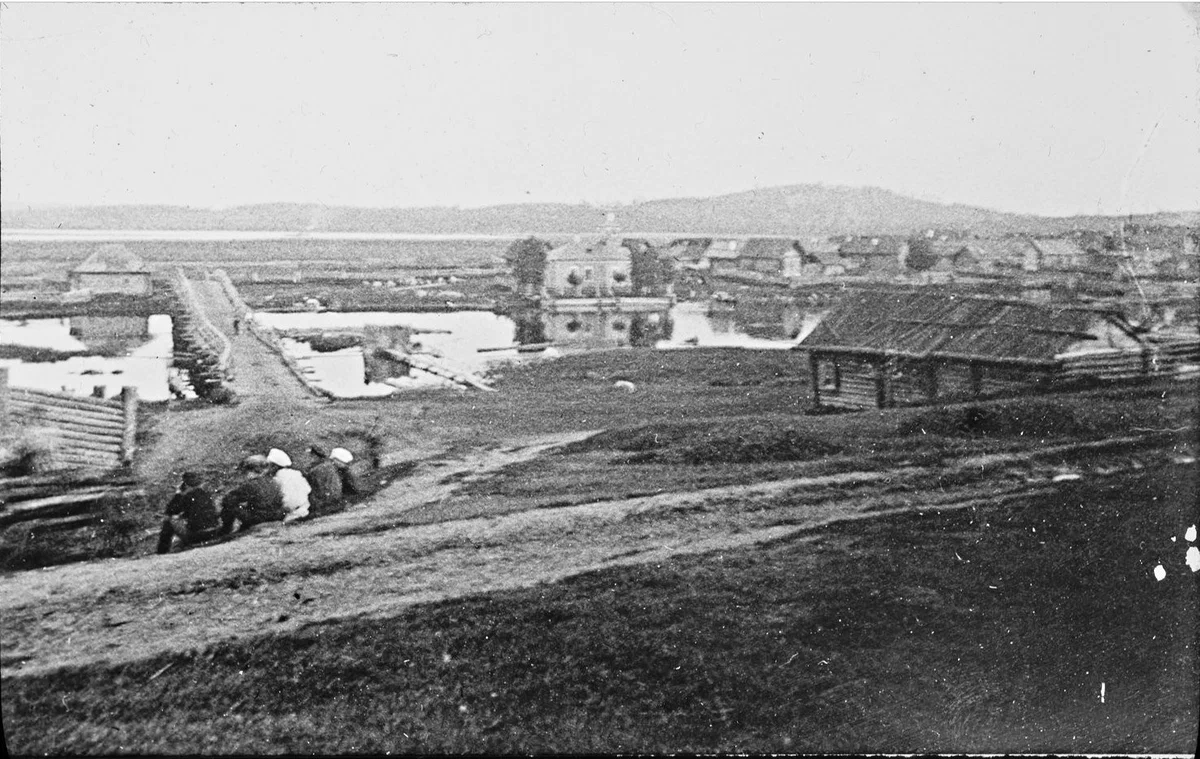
[
  {"x1": 170, "y1": 268, "x2": 233, "y2": 400},
  {"x1": 0, "y1": 473, "x2": 142, "y2": 535}
]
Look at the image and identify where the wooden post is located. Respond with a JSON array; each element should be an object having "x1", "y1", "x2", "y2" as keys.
[
  {"x1": 873, "y1": 360, "x2": 888, "y2": 409},
  {"x1": 120, "y1": 386, "x2": 138, "y2": 464},
  {"x1": 969, "y1": 363, "x2": 983, "y2": 398},
  {"x1": 807, "y1": 351, "x2": 821, "y2": 408},
  {"x1": 922, "y1": 361, "x2": 939, "y2": 402}
]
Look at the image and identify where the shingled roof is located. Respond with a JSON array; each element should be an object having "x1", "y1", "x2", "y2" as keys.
[
  {"x1": 72, "y1": 245, "x2": 148, "y2": 273},
  {"x1": 797, "y1": 290, "x2": 1135, "y2": 366},
  {"x1": 739, "y1": 238, "x2": 802, "y2": 259},
  {"x1": 545, "y1": 237, "x2": 631, "y2": 263}
]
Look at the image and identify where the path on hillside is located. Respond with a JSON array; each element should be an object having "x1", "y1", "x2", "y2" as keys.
[
  {"x1": 134, "y1": 275, "x2": 324, "y2": 496},
  {"x1": 2, "y1": 431, "x2": 1183, "y2": 679}
]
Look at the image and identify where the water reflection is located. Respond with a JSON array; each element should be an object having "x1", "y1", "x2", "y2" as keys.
[
  {"x1": 0, "y1": 315, "x2": 175, "y2": 401},
  {"x1": 512, "y1": 303, "x2": 673, "y2": 350},
  {"x1": 265, "y1": 300, "x2": 826, "y2": 397}
]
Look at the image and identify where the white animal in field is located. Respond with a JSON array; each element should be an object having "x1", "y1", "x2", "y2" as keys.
[{"x1": 613, "y1": 380, "x2": 637, "y2": 393}]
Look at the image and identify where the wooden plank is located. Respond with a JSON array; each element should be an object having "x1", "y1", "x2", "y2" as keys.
[
  {"x1": 27, "y1": 513, "x2": 102, "y2": 535},
  {"x1": 7, "y1": 387, "x2": 123, "y2": 414},
  {"x1": 10, "y1": 395, "x2": 124, "y2": 421},
  {"x1": 47, "y1": 424, "x2": 122, "y2": 445},
  {"x1": 53, "y1": 434, "x2": 122, "y2": 455},
  {"x1": 8, "y1": 405, "x2": 127, "y2": 432}
]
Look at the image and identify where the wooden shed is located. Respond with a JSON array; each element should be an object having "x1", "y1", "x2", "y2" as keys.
[
  {"x1": 796, "y1": 290, "x2": 1150, "y2": 409},
  {"x1": 69, "y1": 245, "x2": 153, "y2": 296}
]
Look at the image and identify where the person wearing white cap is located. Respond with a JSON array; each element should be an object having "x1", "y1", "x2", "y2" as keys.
[
  {"x1": 330, "y1": 447, "x2": 364, "y2": 497},
  {"x1": 267, "y1": 448, "x2": 311, "y2": 523}
]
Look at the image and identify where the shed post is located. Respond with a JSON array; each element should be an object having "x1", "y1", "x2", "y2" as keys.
[
  {"x1": 872, "y1": 359, "x2": 889, "y2": 409},
  {"x1": 120, "y1": 386, "x2": 138, "y2": 465},
  {"x1": 968, "y1": 363, "x2": 983, "y2": 398},
  {"x1": 807, "y1": 351, "x2": 821, "y2": 407},
  {"x1": 922, "y1": 361, "x2": 939, "y2": 401}
]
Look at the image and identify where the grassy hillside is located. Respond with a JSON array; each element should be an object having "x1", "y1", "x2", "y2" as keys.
[{"x1": 3, "y1": 463, "x2": 1195, "y2": 754}]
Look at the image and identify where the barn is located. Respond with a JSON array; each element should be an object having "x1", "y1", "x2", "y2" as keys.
[
  {"x1": 796, "y1": 290, "x2": 1152, "y2": 409},
  {"x1": 68, "y1": 245, "x2": 153, "y2": 296}
]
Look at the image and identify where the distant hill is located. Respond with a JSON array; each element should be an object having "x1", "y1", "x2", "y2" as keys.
[{"x1": 3, "y1": 185, "x2": 1196, "y2": 237}]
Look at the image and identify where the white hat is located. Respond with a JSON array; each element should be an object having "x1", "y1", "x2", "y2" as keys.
[
  {"x1": 330, "y1": 447, "x2": 353, "y2": 464},
  {"x1": 266, "y1": 448, "x2": 292, "y2": 467}
]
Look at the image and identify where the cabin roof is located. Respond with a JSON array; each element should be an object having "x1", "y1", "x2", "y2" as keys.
[
  {"x1": 72, "y1": 244, "x2": 149, "y2": 274},
  {"x1": 546, "y1": 237, "x2": 630, "y2": 263},
  {"x1": 798, "y1": 290, "x2": 1134, "y2": 365},
  {"x1": 1032, "y1": 238, "x2": 1087, "y2": 259},
  {"x1": 739, "y1": 238, "x2": 801, "y2": 259},
  {"x1": 955, "y1": 238, "x2": 1034, "y2": 263},
  {"x1": 705, "y1": 240, "x2": 742, "y2": 259}
]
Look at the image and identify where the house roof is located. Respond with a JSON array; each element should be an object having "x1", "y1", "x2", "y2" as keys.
[
  {"x1": 666, "y1": 238, "x2": 713, "y2": 260},
  {"x1": 72, "y1": 245, "x2": 148, "y2": 274},
  {"x1": 838, "y1": 236, "x2": 908, "y2": 257},
  {"x1": 706, "y1": 240, "x2": 742, "y2": 259},
  {"x1": 797, "y1": 290, "x2": 1133, "y2": 366},
  {"x1": 546, "y1": 237, "x2": 630, "y2": 263},
  {"x1": 954, "y1": 239, "x2": 1033, "y2": 265},
  {"x1": 1032, "y1": 238, "x2": 1087, "y2": 260},
  {"x1": 739, "y1": 238, "x2": 801, "y2": 259}
]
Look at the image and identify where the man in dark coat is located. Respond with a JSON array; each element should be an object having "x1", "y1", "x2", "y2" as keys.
[
  {"x1": 305, "y1": 445, "x2": 344, "y2": 517},
  {"x1": 157, "y1": 472, "x2": 220, "y2": 554},
  {"x1": 219, "y1": 455, "x2": 286, "y2": 534}
]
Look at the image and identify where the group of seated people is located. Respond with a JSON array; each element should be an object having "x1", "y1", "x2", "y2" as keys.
[{"x1": 156, "y1": 445, "x2": 362, "y2": 554}]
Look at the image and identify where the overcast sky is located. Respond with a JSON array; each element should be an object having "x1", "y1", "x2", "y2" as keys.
[{"x1": 2, "y1": 2, "x2": 1198, "y2": 216}]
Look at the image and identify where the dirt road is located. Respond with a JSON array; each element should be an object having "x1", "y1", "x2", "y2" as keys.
[
  {"x1": 135, "y1": 275, "x2": 327, "y2": 499},
  {"x1": 3, "y1": 429, "x2": 1179, "y2": 679}
]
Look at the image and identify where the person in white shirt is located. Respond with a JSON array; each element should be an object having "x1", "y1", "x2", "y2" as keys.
[{"x1": 266, "y1": 448, "x2": 312, "y2": 523}]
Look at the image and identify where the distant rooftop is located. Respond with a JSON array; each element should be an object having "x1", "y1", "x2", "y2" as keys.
[{"x1": 72, "y1": 244, "x2": 148, "y2": 273}]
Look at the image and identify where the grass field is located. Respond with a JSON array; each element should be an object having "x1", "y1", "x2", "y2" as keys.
[
  {"x1": 2, "y1": 463, "x2": 1195, "y2": 754},
  {"x1": 1, "y1": 347, "x2": 1196, "y2": 754}
]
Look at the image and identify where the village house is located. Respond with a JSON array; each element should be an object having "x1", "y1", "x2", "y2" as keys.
[
  {"x1": 796, "y1": 290, "x2": 1147, "y2": 410},
  {"x1": 68, "y1": 245, "x2": 153, "y2": 296},
  {"x1": 803, "y1": 239, "x2": 853, "y2": 276},
  {"x1": 704, "y1": 240, "x2": 743, "y2": 275},
  {"x1": 737, "y1": 238, "x2": 808, "y2": 278},
  {"x1": 950, "y1": 238, "x2": 1035, "y2": 276},
  {"x1": 542, "y1": 237, "x2": 632, "y2": 298},
  {"x1": 664, "y1": 238, "x2": 713, "y2": 270}
]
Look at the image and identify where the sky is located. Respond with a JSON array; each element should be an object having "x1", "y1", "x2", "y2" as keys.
[{"x1": 1, "y1": 2, "x2": 1198, "y2": 216}]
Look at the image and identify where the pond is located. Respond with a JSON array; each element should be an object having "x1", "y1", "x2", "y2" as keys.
[
  {"x1": 0, "y1": 315, "x2": 177, "y2": 401},
  {"x1": 258, "y1": 300, "x2": 825, "y2": 398}
]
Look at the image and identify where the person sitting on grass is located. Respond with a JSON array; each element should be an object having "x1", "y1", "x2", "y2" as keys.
[
  {"x1": 157, "y1": 472, "x2": 220, "y2": 554},
  {"x1": 219, "y1": 455, "x2": 286, "y2": 534},
  {"x1": 304, "y1": 444, "x2": 343, "y2": 518},
  {"x1": 330, "y1": 447, "x2": 363, "y2": 497},
  {"x1": 267, "y1": 448, "x2": 312, "y2": 523}
]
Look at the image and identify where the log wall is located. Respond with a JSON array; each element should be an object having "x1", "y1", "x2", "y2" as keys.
[{"x1": 2, "y1": 367, "x2": 138, "y2": 473}]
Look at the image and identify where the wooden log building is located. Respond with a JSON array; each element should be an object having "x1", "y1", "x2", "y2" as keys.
[{"x1": 796, "y1": 290, "x2": 1155, "y2": 410}]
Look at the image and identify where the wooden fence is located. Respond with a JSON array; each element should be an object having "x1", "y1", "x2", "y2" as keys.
[
  {"x1": 1, "y1": 367, "x2": 137, "y2": 473},
  {"x1": 1058, "y1": 337, "x2": 1200, "y2": 381}
]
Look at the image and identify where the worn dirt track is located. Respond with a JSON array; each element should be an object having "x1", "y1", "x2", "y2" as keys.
[{"x1": 4, "y1": 428, "x2": 1178, "y2": 680}]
